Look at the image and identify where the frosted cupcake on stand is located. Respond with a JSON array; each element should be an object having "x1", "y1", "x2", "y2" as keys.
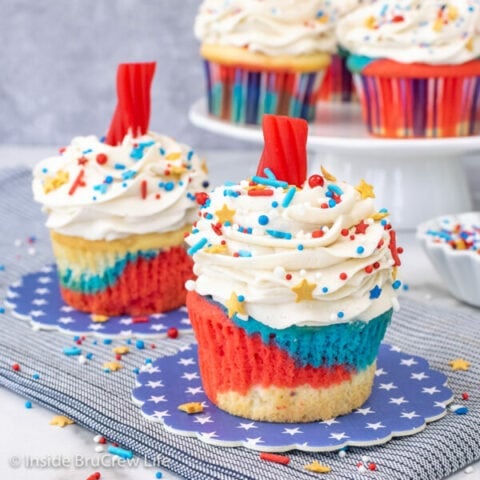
[
  {"x1": 33, "y1": 63, "x2": 209, "y2": 316},
  {"x1": 194, "y1": 0, "x2": 332, "y2": 124}
]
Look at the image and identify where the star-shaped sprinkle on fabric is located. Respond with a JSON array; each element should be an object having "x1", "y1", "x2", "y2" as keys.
[
  {"x1": 355, "y1": 179, "x2": 375, "y2": 199},
  {"x1": 291, "y1": 279, "x2": 316, "y2": 303},
  {"x1": 304, "y1": 461, "x2": 332, "y2": 473},
  {"x1": 91, "y1": 314, "x2": 109, "y2": 323},
  {"x1": 49, "y1": 415, "x2": 74, "y2": 428},
  {"x1": 112, "y1": 346, "x2": 130, "y2": 355},
  {"x1": 215, "y1": 204, "x2": 236, "y2": 224},
  {"x1": 448, "y1": 358, "x2": 470, "y2": 371},
  {"x1": 369, "y1": 285, "x2": 382, "y2": 299},
  {"x1": 178, "y1": 402, "x2": 204, "y2": 414},
  {"x1": 103, "y1": 361, "x2": 122, "y2": 372},
  {"x1": 225, "y1": 291, "x2": 246, "y2": 318}
]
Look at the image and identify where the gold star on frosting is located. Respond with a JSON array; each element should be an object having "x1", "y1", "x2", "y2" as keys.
[
  {"x1": 201, "y1": 159, "x2": 209, "y2": 174},
  {"x1": 321, "y1": 166, "x2": 336, "y2": 182},
  {"x1": 91, "y1": 314, "x2": 109, "y2": 323},
  {"x1": 226, "y1": 291, "x2": 246, "y2": 318},
  {"x1": 355, "y1": 179, "x2": 375, "y2": 199},
  {"x1": 291, "y1": 279, "x2": 317, "y2": 303},
  {"x1": 370, "y1": 211, "x2": 389, "y2": 221},
  {"x1": 215, "y1": 204, "x2": 236, "y2": 224},
  {"x1": 304, "y1": 461, "x2": 332, "y2": 473},
  {"x1": 204, "y1": 244, "x2": 228, "y2": 255},
  {"x1": 49, "y1": 415, "x2": 74, "y2": 428},
  {"x1": 165, "y1": 152, "x2": 182, "y2": 161},
  {"x1": 448, "y1": 358, "x2": 471, "y2": 371},
  {"x1": 103, "y1": 361, "x2": 123, "y2": 372},
  {"x1": 43, "y1": 170, "x2": 70, "y2": 194},
  {"x1": 113, "y1": 346, "x2": 130, "y2": 355}
]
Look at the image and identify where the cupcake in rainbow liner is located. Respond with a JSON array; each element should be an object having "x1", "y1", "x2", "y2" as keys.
[
  {"x1": 33, "y1": 63, "x2": 209, "y2": 316},
  {"x1": 194, "y1": 0, "x2": 332, "y2": 124},
  {"x1": 185, "y1": 115, "x2": 402, "y2": 423},
  {"x1": 337, "y1": 1, "x2": 480, "y2": 138}
]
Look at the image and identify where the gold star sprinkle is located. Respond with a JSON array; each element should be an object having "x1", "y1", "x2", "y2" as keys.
[
  {"x1": 91, "y1": 314, "x2": 109, "y2": 323},
  {"x1": 204, "y1": 244, "x2": 228, "y2": 255},
  {"x1": 49, "y1": 415, "x2": 74, "y2": 428},
  {"x1": 103, "y1": 361, "x2": 123, "y2": 372},
  {"x1": 113, "y1": 346, "x2": 130, "y2": 355},
  {"x1": 178, "y1": 402, "x2": 204, "y2": 414},
  {"x1": 466, "y1": 38, "x2": 474, "y2": 52},
  {"x1": 370, "y1": 211, "x2": 389, "y2": 221},
  {"x1": 364, "y1": 15, "x2": 377, "y2": 30},
  {"x1": 320, "y1": 166, "x2": 336, "y2": 182},
  {"x1": 304, "y1": 461, "x2": 332, "y2": 473},
  {"x1": 165, "y1": 152, "x2": 182, "y2": 161},
  {"x1": 448, "y1": 358, "x2": 470, "y2": 371},
  {"x1": 215, "y1": 204, "x2": 236, "y2": 224},
  {"x1": 355, "y1": 179, "x2": 375, "y2": 199},
  {"x1": 201, "y1": 159, "x2": 209, "y2": 174},
  {"x1": 43, "y1": 170, "x2": 70, "y2": 194},
  {"x1": 291, "y1": 279, "x2": 317, "y2": 303},
  {"x1": 226, "y1": 291, "x2": 246, "y2": 318}
]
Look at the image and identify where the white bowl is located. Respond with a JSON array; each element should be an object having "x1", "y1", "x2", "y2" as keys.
[{"x1": 417, "y1": 212, "x2": 480, "y2": 308}]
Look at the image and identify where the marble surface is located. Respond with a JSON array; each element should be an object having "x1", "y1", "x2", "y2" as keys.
[{"x1": 1, "y1": 147, "x2": 480, "y2": 479}]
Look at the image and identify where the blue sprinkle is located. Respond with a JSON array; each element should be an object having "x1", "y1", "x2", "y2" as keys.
[
  {"x1": 202, "y1": 180, "x2": 210, "y2": 189},
  {"x1": 187, "y1": 150, "x2": 194, "y2": 161},
  {"x1": 107, "y1": 446, "x2": 134, "y2": 460},
  {"x1": 114, "y1": 163, "x2": 126, "y2": 170},
  {"x1": 82, "y1": 148, "x2": 93, "y2": 154},
  {"x1": 126, "y1": 339, "x2": 132, "y2": 345},
  {"x1": 136, "y1": 339, "x2": 145, "y2": 350},
  {"x1": 328, "y1": 199, "x2": 336, "y2": 208},
  {"x1": 322, "y1": 287, "x2": 329, "y2": 293},
  {"x1": 32, "y1": 373, "x2": 40, "y2": 380},
  {"x1": 205, "y1": 213, "x2": 213, "y2": 220},
  {"x1": 357, "y1": 246, "x2": 365, "y2": 254},
  {"x1": 130, "y1": 146, "x2": 144, "y2": 160},
  {"x1": 258, "y1": 215, "x2": 269, "y2": 226},
  {"x1": 297, "y1": 244, "x2": 304, "y2": 251},
  {"x1": 139, "y1": 140, "x2": 154, "y2": 148},
  {"x1": 25, "y1": 401, "x2": 32, "y2": 409},
  {"x1": 224, "y1": 221, "x2": 232, "y2": 227},
  {"x1": 263, "y1": 167, "x2": 276, "y2": 179},
  {"x1": 93, "y1": 184, "x2": 108, "y2": 194},
  {"x1": 224, "y1": 189, "x2": 240, "y2": 197},
  {"x1": 63, "y1": 346, "x2": 82, "y2": 356},
  {"x1": 325, "y1": 191, "x2": 333, "y2": 198},
  {"x1": 0, "y1": 307, "x2": 4, "y2": 314},
  {"x1": 379, "y1": 208, "x2": 388, "y2": 213},
  {"x1": 103, "y1": 338, "x2": 113, "y2": 345},
  {"x1": 159, "y1": 147, "x2": 166, "y2": 156},
  {"x1": 42, "y1": 168, "x2": 48, "y2": 174},
  {"x1": 133, "y1": 367, "x2": 140, "y2": 374},
  {"x1": 92, "y1": 340, "x2": 98, "y2": 345},
  {"x1": 145, "y1": 358, "x2": 153, "y2": 364},
  {"x1": 328, "y1": 184, "x2": 344, "y2": 195},
  {"x1": 266, "y1": 229, "x2": 292, "y2": 240},
  {"x1": 104, "y1": 175, "x2": 113, "y2": 184},
  {"x1": 251, "y1": 176, "x2": 288, "y2": 189},
  {"x1": 178, "y1": 180, "x2": 184, "y2": 186},
  {"x1": 121, "y1": 170, "x2": 136, "y2": 180},
  {"x1": 403, "y1": 284, "x2": 410, "y2": 291},
  {"x1": 155, "y1": 472, "x2": 163, "y2": 479},
  {"x1": 164, "y1": 181, "x2": 174, "y2": 191},
  {"x1": 381, "y1": 219, "x2": 388, "y2": 226},
  {"x1": 271, "y1": 201, "x2": 279, "y2": 208},
  {"x1": 122, "y1": 182, "x2": 127, "y2": 188},
  {"x1": 224, "y1": 181, "x2": 236, "y2": 187},
  {"x1": 337, "y1": 311, "x2": 344, "y2": 319},
  {"x1": 238, "y1": 250, "x2": 252, "y2": 257},
  {"x1": 188, "y1": 237, "x2": 208, "y2": 255},
  {"x1": 86, "y1": 353, "x2": 93, "y2": 360},
  {"x1": 237, "y1": 295, "x2": 245, "y2": 302},
  {"x1": 282, "y1": 187, "x2": 296, "y2": 208},
  {"x1": 392, "y1": 280, "x2": 402, "y2": 290},
  {"x1": 73, "y1": 335, "x2": 80, "y2": 341},
  {"x1": 452, "y1": 406, "x2": 469, "y2": 415}
]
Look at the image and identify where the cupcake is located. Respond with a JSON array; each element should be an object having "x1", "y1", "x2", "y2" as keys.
[
  {"x1": 185, "y1": 115, "x2": 402, "y2": 422},
  {"x1": 32, "y1": 63, "x2": 209, "y2": 316},
  {"x1": 194, "y1": 0, "x2": 332, "y2": 124},
  {"x1": 337, "y1": 0, "x2": 480, "y2": 138}
]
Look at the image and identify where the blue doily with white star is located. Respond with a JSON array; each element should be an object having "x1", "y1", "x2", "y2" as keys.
[
  {"x1": 5, "y1": 265, "x2": 192, "y2": 338},
  {"x1": 132, "y1": 343, "x2": 453, "y2": 452}
]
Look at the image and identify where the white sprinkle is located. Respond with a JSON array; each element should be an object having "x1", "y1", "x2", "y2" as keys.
[
  {"x1": 28, "y1": 247, "x2": 36, "y2": 256},
  {"x1": 93, "y1": 434, "x2": 103, "y2": 443},
  {"x1": 185, "y1": 280, "x2": 196, "y2": 291},
  {"x1": 315, "y1": 272, "x2": 323, "y2": 280},
  {"x1": 78, "y1": 355, "x2": 87, "y2": 365},
  {"x1": 95, "y1": 445, "x2": 105, "y2": 453},
  {"x1": 338, "y1": 450, "x2": 346, "y2": 458},
  {"x1": 273, "y1": 266, "x2": 285, "y2": 278},
  {"x1": 299, "y1": 269, "x2": 307, "y2": 277},
  {"x1": 361, "y1": 455, "x2": 370, "y2": 463},
  {"x1": 465, "y1": 466, "x2": 474, "y2": 474},
  {"x1": 14, "y1": 239, "x2": 22, "y2": 247},
  {"x1": 357, "y1": 464, "x2": 367, "y2": 473}
]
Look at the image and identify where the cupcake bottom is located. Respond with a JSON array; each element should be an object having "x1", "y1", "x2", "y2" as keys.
[
  {"x1": 50, "y1": 228, "x2": 193, "y2": 316},
  {"x1": 318, "y1": 54, "x2": 355, "y2": 103},
  {"x1": 187, "y1": 291, "x2": 391, "y2": 423},
  {"x1": 352, "y1": 61, "x2": 480, "y2": 138},
  {"x1": 200, "y1": 45, "x2": 329, "y2": 124}
]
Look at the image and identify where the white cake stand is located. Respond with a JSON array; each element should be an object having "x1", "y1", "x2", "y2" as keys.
[{"x1": 190, "y1": 98, "x2": 480, "y2": 230}]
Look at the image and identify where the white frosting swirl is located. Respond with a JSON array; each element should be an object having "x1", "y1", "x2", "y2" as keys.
[
  {"x1": 33, "y1": 133, "x2": 209, "y2": 241},
  {"x1": 195, "y1": 0, "x2": 362, "y2": 55},
  {"x1": 337, "y1": 0, "x2": 480, "y2": 65},
  {"x1": 186, "y1": 174, "x2": 400, "y2": 329}
]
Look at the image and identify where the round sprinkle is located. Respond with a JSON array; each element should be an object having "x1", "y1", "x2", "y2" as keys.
[
  {"x1": 357, "y1": 246, "x2": 365, "y2": 254},
  {"x1": 322, "y1": 287, "x2": 328, "y2": 293},
  {"x1": 258, "y1": 215, "x2": 269, "y2": 226},
  {"x1": 392, "y1": 280, "x2": 402, "y2": 289},
  {"x1": 12, "y1": 363, "x2": 20, "y2": 371},
  {"x1": 308, "y1": 174, "x2": 324, "y2": 188},
  {"x1": 164, "y1": 181, "x2": 174, "y2": 191},
  {"x1": 237, "y1": 295, "x2": 245, "y2": 302},
  {"x1": 297, "y1": 244, "x2": 304, "y2": 251},
  {"x1": 96, "y1": 153, "x2": 108, "y2": 165},
  {"x1": 25, "y1": 401, "x2": 32, "y2": 409},
  {"x1": 339, "y1": 272, "x2": 348, "y2": 280},
  {"x1": 135, "y1": 339, "x2": 145, "y2": 350},
  {"x1": 167, "y1": 327, "x2": 179, "y2": 339},
  {"x1": 155, "y1": 472, "x2": 163, "y2": 479},
  {"x1": 32, "y1": 373, "x2": 40, "y2": 380},
  {"x1": 341, "y1": 229, "x2": 349, "y2": 236},
  {"x1": 271, "y1": 201, "x2": 279, "y2": 208},
  {"x1": 285, "y1": 274, "x2": 292, "y2": 280},
  {"x1": 337, "y1": 311, "x2": 344, "y2": 319}
]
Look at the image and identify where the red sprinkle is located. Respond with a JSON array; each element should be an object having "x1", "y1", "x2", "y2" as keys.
[
  {"x1": 341, "y1": 229, "x2": 349, "y2": 237},
  {"x1": 115, "y1": 354, "x2": 122, "y2": 361},
  {"x1": 462, "y1": 392, "x2": 470, "y2": 400},
  {"x1": 68, "y1": 169, "x2": 86, "y2": 196},
  {"x1": 373, "y1": 262, "x2": 380, "y2": 269},
  {"x1": 195, "y1": 192, "x2": 209, "y2": 206},
  {"x1": 260, "y1": 452, "x2": 290, "y2": 465},
  {"x1": 312, "y1": 230, "x2": 324, "y2": 238},
  {"x1": 150, "y1": 344, "x2": 156, "y2": 349},
  {"x1": 365, "y1": 265, "x2": 373, "y2": 274},
  {"x1": 12, "y1": 363, "x2": 20, "y2": 372},
  {"x1": 86, "y1": 473, "x2": 101, "y2": 480},
  {"x1": 98, "y1": 437, "x2": 106, "y2": 445},
  {"x1": 368, "y1": 462, "x2": 377, "y2": 471},
  {"x1": 155, "y1": 193, "x2": 161, "y2": 199},
  {"x1": 340, "y1": 272, "x2": 348, "y2": 280},
  {"x1": 141, "y1": 180, "x2": 148, "y2": 199},
  {"x1": 320, "y1": 203, "x2": 329, "y2": 209},
  {"x1": 78, "y1": 156, "x2": 89, "y2": 166},
  {"x1": 211, "y1": 223, "x2": 223, "y2": 236},
  {"x1": 96, "y1": 153, "x2": 108, "y2": 165},
  {"x1": 285, "y1": 274, "x2": 292, "y2": 280},
  {"x1": 167, "y1": 327, "x2": 179, "y2": 339},
  {"x1": 308, "y1": 174, "x2": 324, "y2": 188},
  {"x1": 248, "y1": 189, "x2": 274, "y2": 196},
  {"x1": 392, "y1": 14, "x2": 405, "y2": 22}
]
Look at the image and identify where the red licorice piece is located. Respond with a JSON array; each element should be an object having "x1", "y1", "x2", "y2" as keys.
[
  {"x1": 256, "y1": 115, "x2": 308, "y2": 187},
  {"x1": 105, "y1": 62, "x2": 156, "y2": 146}
]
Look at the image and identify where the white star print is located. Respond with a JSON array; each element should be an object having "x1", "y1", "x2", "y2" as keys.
[
  {"x1": 282, "y1": 427, "x2": 303, "y2": 436},
  {"x1": 88, "y1": 324, "x2": 105, "y2": 331},
  {"x1": 178, "y1": 358, "x2": 195, "y2": 366},
  {"x1": 58, "y1": 316, "x2": 75, "y2": 325},
  {"x1": 390, "y1": 346, "x2": 402, "y2": 352},
  {"x1": 354, "y1": 407, "x2": 375, "y2": 415},
  {"x1": 389, "y1": 397, "x2": 408, "y2": 405},
  {"x1": 185, "y1": 386, "x2": 203, "y2": 395},
  {"x1": 140, "y1": 365, "x2": 160, "y2": 374},
  {"x1": 375, "y1": 368, "x2": 387, "y2": 377},
  {"x1": 180, "y1": 317, "x2": 191, "y2": 325},
  {"x1": 199, "y1": 431, "x2": 219, "y2": 440},
  {"x1": 329, "y1": 432, "x2": 349, "y2": 441},
  {"x1": 119, "y1": 330, "x2": 133, "y2": 336},
  {"x1": 401, "y1": 411, "x2": 420, "y2": 419},
  {"x1": 11, "y1": 281, "x2": 22, "y2": 288},
  {"x1": 152, "y1": 410, "x2": 170, "y2": 419},
  {"x1": 422, "y1": 386, "x2": 441, "y2": 395},
  {"x1": 366, "y1": 422, "x2": 385, "y2": 430},
  {"x1": 321, "y1": 417, "x2": 340, "y2": 426},
  {"x1": 149, "y1": 324, "x2": 166, "y2": 332},
  {"x1": 150, "y1": 313, "x2": 166, "y2": 319},
  {"x1": 6, "y1": 290, "x2": 19, "y2": 298},
  {"x1": 400, "y1": 358, "x2": 418, "y2": 367},
  {"x1": 37, "y1": 276, "x2": 52, "y2": 284},
  {"x1": 179, "y1": 306, "x2": 188, "y2": 313},
  {"x1": 179, "y1": 344, "x2": 193, "y2": 352},
  {"x1": 237, "y1": 422, "x2": 258, "y2": 431},
  {"x1": 60, "y1": 306, "x2": 74, "y2": 312},
  {"x1": 31, "y1": 298, "x2": 47, "y2": 306},
  {"x1": 434, "y1": 401, "x2": 447, "y2": 408},
  {"x1": 35, "y1": 288, "x2": 50, "y2": 295},
  {"x1": 40, "y1": 266, "x2": 53, "y2": 273},
  {"x1": 243, "y1": 437, "x2": 264, "y2": 448},
  {"x1": 181, "y1": 372, "x2": 200, "y2": 381},
  {"x1": 30, "y1": 310, "x2": 45, "y2": 317},
  {"x1": 148, "y1": 395, "x2": 167, "y2": 404},
  {"x1": 119, "y1": 318, "x2": 133, "y2": 325},
  {"x1": 379, "y1": 382, "x2": 398, "y2": 391},
  {"x1": 193, "y1": 416, "x2": 213, "y2": 425},
  {"x1": 411, "y1": 372, "x2": 429, "y2": 381},
  {"x1": 146, "y1": 380, "x2": 164, "y2": 388}
]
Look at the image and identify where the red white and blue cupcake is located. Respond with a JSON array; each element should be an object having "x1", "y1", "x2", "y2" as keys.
[{"x1": 185, "y1": 115, "x2": 402, "y2": 422}]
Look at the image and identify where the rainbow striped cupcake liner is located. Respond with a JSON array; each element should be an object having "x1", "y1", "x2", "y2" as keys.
[
  {"x1": 354, "y1": 74, "x2": 480, "y2": 138},
  {"x1": 203, "y1": 60, "x2": 325, "y2": 124},
  {"x1": 318, "y1": 54, "x2": 355, "y2": 103}
]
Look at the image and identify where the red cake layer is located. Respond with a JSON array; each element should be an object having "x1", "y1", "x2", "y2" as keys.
[
  {"x1": 61, "y1": 246, "x2": 193, "y2": 316},
  {"x1": 187, "y1": 291, "x2": 354, "y2": 400}
]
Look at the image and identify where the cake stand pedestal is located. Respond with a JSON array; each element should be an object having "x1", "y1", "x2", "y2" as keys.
[{"x1": 190, "y1": 99, "x2": 479, "y2": 231}]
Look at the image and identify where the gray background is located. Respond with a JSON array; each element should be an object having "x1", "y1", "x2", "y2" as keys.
[{"x1": 0, "y1": 0, "x2": 249, "y2": 150}]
